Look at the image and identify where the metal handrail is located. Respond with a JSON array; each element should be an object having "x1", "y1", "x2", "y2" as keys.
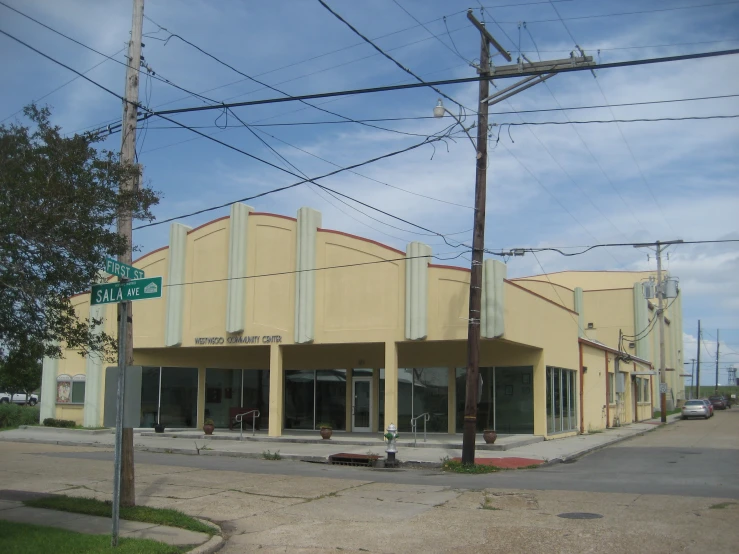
[
  {"x1": 410, "y1": 412, "x2": 430, "y2": 446},
  {"x1": 235, "y1": 410, "x2": 260, "y2": 440}
]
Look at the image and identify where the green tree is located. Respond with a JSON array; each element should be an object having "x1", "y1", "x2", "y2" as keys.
[
  {"x1": 0, "y1": 340, "x2": 43, "y2": 401},
  {"x1": 0, "y1": 106, "x2": 158, "y2": 361}
]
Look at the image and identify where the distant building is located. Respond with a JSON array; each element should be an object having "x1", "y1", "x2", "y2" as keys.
[{"x1": 41, "y1": 205, "x2": 682, "y2": 436}]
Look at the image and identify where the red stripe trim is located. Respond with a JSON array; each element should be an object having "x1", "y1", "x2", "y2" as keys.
[
  {"x1": 318, "y1": 228, "x2": 405, "y2": 256},
  {"x1": 251, "y1": 212, "x2": 297, "y2": 222},
  {"x1": 429, "y1": 264, "x2": 470, "y2": 273},
  {"x1": 132, "y1": 245, "x2": 168, "y2": 265},
  {"x1": 505, "y1": 280, "x2": 579, "y2": 315},
  {"x1": 187, "y1": 215, "x2": 229, "y2": 234}
]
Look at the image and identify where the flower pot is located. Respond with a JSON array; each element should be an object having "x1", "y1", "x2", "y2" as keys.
[
  {"x1": 319, "y1": 427, "x2": 332, "y2": 440},
  {"x1": 154, "y1": 423, "x2": 165, "y2": 434},
  {"x1": 483, "y1": 430, "x2": 497, "y2": 444},
  {"x1": 203, "y1": 423, "x2": 215, "y2": 436}
]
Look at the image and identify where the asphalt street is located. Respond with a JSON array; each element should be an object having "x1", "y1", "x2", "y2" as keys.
[{"x1": 43, "y1": 408, "x2": 739, "y2": 498}]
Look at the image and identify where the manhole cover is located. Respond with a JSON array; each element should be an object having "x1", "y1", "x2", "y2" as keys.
[{"x1": 557, "y1": 512, "x2": 603, "y2": 520}]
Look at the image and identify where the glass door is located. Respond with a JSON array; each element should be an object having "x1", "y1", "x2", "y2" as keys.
[{"x1": 352, "y1": 377, "x2": 372, "y2": 432}]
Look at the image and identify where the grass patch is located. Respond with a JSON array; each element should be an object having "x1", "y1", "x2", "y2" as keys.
[
  {"x1": 441, "y1": 459, "x2": 501, "y2": 474},
  {"x1": 517, "y1": 464, "x2": 543, "y2": 470},
  {"x1": 481, "y1": 498, "x2": 501, "y2": 510},
  {"x1": 653, "y1": 409, "x2": 681, "y2": 418},
  {"x1": 709, "y1": 502, "x2": 737, "y2": 510},
  {"x1": 23, "y1": 495, "x2": 214, "y2": 535},
  {"x1": 0, "y1": 520, "x2": 188, "y2": 553},
  {"x1": 262, "y1": 449, "x2": 282, "y2": 460}
]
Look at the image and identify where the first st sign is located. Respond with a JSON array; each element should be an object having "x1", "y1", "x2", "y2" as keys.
[
  {"x1": 104, "y1": 257, "x2": 145, "y2": 280},
  {"x1": 91, "y1": 277, "x2": 163, "y2": 306}
]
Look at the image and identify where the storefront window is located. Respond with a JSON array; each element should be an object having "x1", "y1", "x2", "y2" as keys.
[
  {"x1": 397, "y1": 368, "x2": 448, "y2": 433},
  {"x1": 56, "y1": 374, "x2": 86, "y2": 404},
  {"x1": 205, "y1": 369, "x2": 243, "y2": 428},
  {"x1": 547, "y1": 367, "x2": 577, "y2": 434},
  {"x1": 284, "y1": 370, "x2": 346, "y2": 430},
  {"x1": 285, "y1": 370, "x2": 314, "y2": 430},
  {"x1": 140, "y1": 367, "x2": 160, "y2": 427},
  {"x1": 316, "y1": 370, "x2": 346, "y2": 430},
  {"x1": 243, "y1": 370, "x2": 269, "y2": 430},
  {"x1": 159, "y1": 367, "x2": 198, "y2": 428},
  {"x1": 457, "y1": 367, "x2": 533, "y2": 434}
]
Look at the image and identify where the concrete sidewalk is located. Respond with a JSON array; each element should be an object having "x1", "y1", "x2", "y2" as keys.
[
  {"x1": 0, "y1": 414, "x2": 681, "y2": 467},
  {"x1": 0, "y1": 496, "x2": 216, "y2": 551}
]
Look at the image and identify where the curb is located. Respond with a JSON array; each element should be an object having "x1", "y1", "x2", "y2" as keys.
[
  {"x1": 187, "y1": 519, "x2": 224, "y2": 554},
  {"x1": 543, "y1": 416, "x2": 682, "y2": 466}
]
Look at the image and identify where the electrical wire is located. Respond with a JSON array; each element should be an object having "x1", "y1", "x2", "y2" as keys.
[
  {"x1": 317, "y1": 0, "x2": 475, "y2": 114},
  {"x1": 391, "y1": 0, "x2": 474, "y2": 66},
  {"x1": 491, "y1": 1, "x2": 739, "y2": 24}
]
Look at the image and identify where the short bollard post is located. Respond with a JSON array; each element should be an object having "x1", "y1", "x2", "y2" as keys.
[{"x1": 384, "y1": 423, "x2": 399, "y2": 468}]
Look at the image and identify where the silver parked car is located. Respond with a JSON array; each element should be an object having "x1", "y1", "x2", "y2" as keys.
[{"x1": 681, "y1": 399, "x2": 710, "y2": 419}]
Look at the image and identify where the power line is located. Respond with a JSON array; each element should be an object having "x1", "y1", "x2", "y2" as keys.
[
  {"x1": 115, "y1": 48, "x2": 739, "y2": 122},
  {"x1": 490, "y1": 1, "x2": 739, "y2": 24},
  {"x1": 317, "y1": 0, "x2": 474, "y2": 114},
  {"x1": 0, "y1": 25, "x2": 474, "y2": 248},
  {"x1": 546, "y1": 1, "x2": 679, "y2": 237}
]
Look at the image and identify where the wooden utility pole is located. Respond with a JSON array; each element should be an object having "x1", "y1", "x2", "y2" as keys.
[
  {"x1": 656, "y1": 241, "x2": 667, "y2": 423},
  {"x1": 715, "y1": 329, "x2": 720, "y2": 393},
  {"x1": 460, "y1": 13, "x2": 492, "y2": 466},
  {"x1": 696, "y1": 320, "x2": 701, "y2": 398},
  {"x1": 118, "y1": 0, "x2": 144, "y2": 509}
]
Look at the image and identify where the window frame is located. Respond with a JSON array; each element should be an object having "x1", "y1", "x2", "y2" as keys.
[{"x1": 56, "y1": 374, "x2": 85, "y2": 405}]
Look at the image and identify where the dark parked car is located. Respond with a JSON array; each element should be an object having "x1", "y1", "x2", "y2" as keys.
[{"x1": 708, "y1": 396, "x2": 727, "y2": 410}]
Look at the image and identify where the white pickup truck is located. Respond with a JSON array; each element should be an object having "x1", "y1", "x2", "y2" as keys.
[{"x1": 0, "y1": 392, "x2": 38, "y2": 406}]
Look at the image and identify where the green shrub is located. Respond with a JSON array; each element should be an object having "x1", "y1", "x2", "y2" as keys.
[
  {"x1": 0, "y1": 404, "x2": 40, "y2": 428},
  {"x1": 42, "y1": 418, "x2": 76, "y2": 428}
]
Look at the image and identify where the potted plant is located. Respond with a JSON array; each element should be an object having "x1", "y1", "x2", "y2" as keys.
[
  {"x1": 318, "y1": 423, "x2": 333, "y2": 440},
  {"x1": 482, "y1": 429, "x2": 497, "y2": 444},
  {"x1": 154, "y1": 422, "x2": 165, "y2": 434},
  {"x1": 203, "y1": 418, "x2": 215, "y2": 436}
]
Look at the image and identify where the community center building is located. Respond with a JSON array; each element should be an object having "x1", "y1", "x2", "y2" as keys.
[{"x1": 40, "y1": 204, "x2": 685, "y2": 439}]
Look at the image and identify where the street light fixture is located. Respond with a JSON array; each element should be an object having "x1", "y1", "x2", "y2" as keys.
[{"x1": 433, "y1": 99, "x2": 481, "y2": 159}]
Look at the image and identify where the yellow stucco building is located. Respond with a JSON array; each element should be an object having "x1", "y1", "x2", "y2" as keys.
[{"x1": 40, "y1": 205, "x2": 683, "y2": 438}]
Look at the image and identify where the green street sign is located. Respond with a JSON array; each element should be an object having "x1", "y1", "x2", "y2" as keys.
[
  {"x1": 104, "y1": 257, "x2": 145, "y2": 280},
  {"x1": 91, "y1": 276, "x2": 163, "y2": 305}
]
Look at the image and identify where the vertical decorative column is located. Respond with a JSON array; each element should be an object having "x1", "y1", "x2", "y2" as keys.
[
  {"x1": 383, "y1": 341, "x2": 398, "y2": 431},
  {"x1": 268, "y1": 343, "x2": 284, "y2": 437},
  {"x1": 633, "y1": 283, "x2": 651, "y2": 361},
  {"x1": 226, "y1": 203, "x2": 254, "y2": 333},
  {"x1": 574, "y1": 287, "x2": 585, "y2": 338},
  {"x1": 532, "y1": 352, "x2": 547, "y2": 437},
  {"x1": 294, "y1": 207, "x2": 322, "y2": 344},
  {"x1": 165, "y1": 223, "x2": 191, "y2": 347},
  {"x1": 405, "y1": 241, "x2": 431, "y2": 340},
  {"x1": 40, "y1": 349, "x2": 59, "y2": 421},
  {"x1": 481, "y1": 259, "x2": 506, "y2": 339},
  {"x1": 83, "y1": 304, "x2": 106, "y2": 427}
]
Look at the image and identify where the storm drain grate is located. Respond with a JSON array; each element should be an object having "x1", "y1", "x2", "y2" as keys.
[
  {"x1": 328, "y1": 453, "x2": 380, "y2": 467},
  {"x1": 557, "y1": 512, "x2": 603, "y2": 520}
]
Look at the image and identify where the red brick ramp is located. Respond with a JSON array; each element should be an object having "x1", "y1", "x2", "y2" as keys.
[{"x1": 451, "y1": 457, "x2": 545, "y2": 469}]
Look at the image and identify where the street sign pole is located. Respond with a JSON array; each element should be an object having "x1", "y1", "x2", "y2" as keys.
[{"x1": 111, "y1": 279, "x2": 128, "y2": 546}]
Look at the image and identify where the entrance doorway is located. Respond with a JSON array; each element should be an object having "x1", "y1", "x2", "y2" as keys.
[{"x1": 352, "y1": 377, "x2": 372, "y2": 432}]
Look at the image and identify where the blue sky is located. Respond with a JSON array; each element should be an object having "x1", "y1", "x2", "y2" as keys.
[{"x1": 1, "y1": 0, "x2": 738, "y2": 384}]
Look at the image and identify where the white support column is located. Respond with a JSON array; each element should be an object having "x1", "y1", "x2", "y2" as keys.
[
  {"x1": 294, "y1": 207, "x2": 322, "y2": 344},
  {"x1": 164, "y1": 223, "x2": 191, "y2": 347},
  {"x1": 481, "y1": 259, "x2": 506, "y2": 338},
  {"x1": 226, "y1": 203, "x2": 254, "y2": 333},
  {"x1": 383, "y1": 342, "x2": 398, "y2": 431},
  {"x1": 83, "y1": 304, "x2": 106, "y2": 427},
  {"x1": 40, "y1": 350, "x2": 58, "y2": 421},
  {"x1": 268, "y1": 343, "x2": 284, "y2": 437},
  {"x1": 405, "y1": 241, "x2": 431, "y2": 340}
]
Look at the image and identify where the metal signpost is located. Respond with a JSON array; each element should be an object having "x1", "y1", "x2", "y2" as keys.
[{"x1": 95, "y1": 263, "x2": 160, "y2": 546}]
